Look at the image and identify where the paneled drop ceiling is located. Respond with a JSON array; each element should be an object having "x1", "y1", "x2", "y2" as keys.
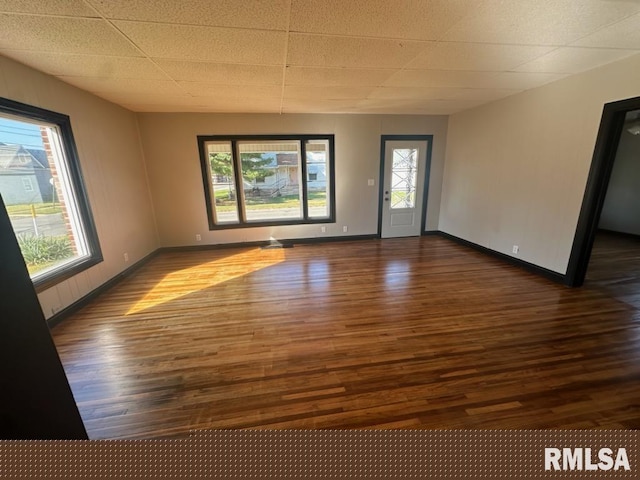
[{"x1": 1, "y1": 0, "x2": 640, "y2": 114}]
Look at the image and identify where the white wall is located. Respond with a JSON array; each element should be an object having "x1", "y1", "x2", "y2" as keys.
[
  {"x1": 440, "y1": 53, "x2": 640, "y2": 274},
  {"x1": 599, "y1": 129, "x2": 640, "y2": 235},
  {"x1": 0, "y1": 55, "x2": 159, "y2": 318},
  {"x1": 137, "y1": 113, "x2": 447, "y2": 247}
]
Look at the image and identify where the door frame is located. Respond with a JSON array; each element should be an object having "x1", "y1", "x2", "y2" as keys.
[
  {"x1": 566, "y1": 95, "x2": 640, "y2": 286},
  {"x1": 377, "y1": 135, "x2": 433, "y2": 237}
]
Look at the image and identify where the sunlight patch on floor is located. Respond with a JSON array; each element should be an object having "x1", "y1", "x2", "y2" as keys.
[{"x1": 126, "y1": 248, "x2": 285, "y2": 315}]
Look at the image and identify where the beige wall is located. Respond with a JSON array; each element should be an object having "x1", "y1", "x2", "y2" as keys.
[
  {"x1": 440, "y1": 53, "x2": 640, "y2": 274},
  {"x1": 137, "y1": 113, "x2": 447, "y2": 247},
  {"x1": 0, "y1": 55, "x2": 158, "y2": 319}
]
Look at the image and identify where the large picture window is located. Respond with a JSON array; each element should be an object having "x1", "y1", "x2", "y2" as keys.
[
  {"x1": 197, "y1": 135, "x2": 335, "y2": 229},
  {"x1": 0, "y1": 98, "x2": 102, "y2": 291}
]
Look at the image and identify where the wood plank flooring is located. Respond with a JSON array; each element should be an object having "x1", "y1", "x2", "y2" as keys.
[
  {"x1": 51, "y1": 235, "x2": 640, "y2": 439},
  {"x1": 586, "y1": 230, "x2": 640, "y2": 308}
]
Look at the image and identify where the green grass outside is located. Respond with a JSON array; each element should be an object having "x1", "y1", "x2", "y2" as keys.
[
  {"x1": 6, "y1": 203, "x2": 63, "y2": 217},
  {"x1": 390, "y1": 190, "x2": 415, "y2": 207},
  {"x1": 215, "y1": 191, "x2": 327, "y2": 212}
]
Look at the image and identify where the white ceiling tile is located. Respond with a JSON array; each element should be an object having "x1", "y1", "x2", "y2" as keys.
[
  {"x1": 449, "y1": 88, "x2": 522, "y2": 102},
  {"x1": 382, "y1": 69, "x2": 564, "y2": 91},
  {"x1": 177, "y1": 82, "x2": 281, "y2": 99},
  {"x1": 284, "y1": 85, "x2": 374, "y2": 100},
  {"x1": 368, "y1": 86, "x2": 464, "y2": 101},
  {"x1": 129, "y1": 103, "x2": 280, "y2": 113},
  {"x1": 486, "y1": 71, "x2": 566, "y2": 89},
  {"x1": 92, "y1": 91, "x2": 205, "y2": 106},
  {"x1": 382, "y1": 70, "x2": 498, "y2": 88},
  {"x1": 515, "y1": 47, "x2": 639, "y2": 74},
  {"x1": 59, "y1": 76, "x2": 184, "y2": 94},
  {"x1": 282, "y1": 98, "x2": 362, "y2": 113},
  {"x1": 115, "y1": 21, "x2": 286, "y2": 64},
  {"x1": 94, "y1": 92, "x2": 194, "y2": 108},
  {"x1": 155, "y1": 60, "x2": 283, "y2": 84},
  {"x1": 406, "y1": 42, "x2": 554, "y2": 71},
  {"x1": 89, "y1": 0, "x2": 290, "y2": 31},
  {"x1": 119, "y1": 104, "x2": 184, "y2": 112},
  {"x1": 109, "y1": 93, "x2": 192, "y2": 102},
  {"x1": 0, "y1": 0, "x2": 97, "y2": 17},
  {"x1": 356, "y1": 98, "x2": 489, "y2": 114},
  {"x1": 285, "y1": 66, "x2": 394, "y2": 87},
  {"x1": 0, "y1": 50, "x2": 168, "y2": 79},
  {"x1": 572, "y1": 13, "x2": 640, "y2": 49},
  {"x1": 442, "y1": 0, "x2": 640, "y2": 45},
  {"x1": 182, "y1": 96, "x2": 281, "y2": 113},
  {"x1": 287, "y1": 33, "x2": 429, "y2": 69},
  {"x1": 290, "y1": 0, "x2": 472, "y2": 41},
  {"x1": 0, "y1": 14, "x2": 140, "y2": 56},
  {"x1": 1, "y1": 1, "x2": 637, "y2": 114},
  {"x1": 119, "y1": 95, "x2": 281, "y2": 113}
]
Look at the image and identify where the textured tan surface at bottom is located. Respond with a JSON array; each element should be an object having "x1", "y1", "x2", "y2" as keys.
[{"x1": 0, "y1": 430, "x2": 637, "y2": 479}]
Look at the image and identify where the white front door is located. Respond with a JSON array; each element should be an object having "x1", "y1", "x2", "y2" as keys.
[{"x1": 381, "y1": 140, "x2": 428, "y2": 238}]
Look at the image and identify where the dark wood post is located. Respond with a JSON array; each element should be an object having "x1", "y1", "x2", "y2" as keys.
[{"x1": 0, "y1": 194, "x2": 87, "y2": 439}]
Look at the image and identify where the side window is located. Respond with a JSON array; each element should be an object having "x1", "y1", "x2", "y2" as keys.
[{"x1": 0, "y1": 97, "x2": 102, "y2": 290}]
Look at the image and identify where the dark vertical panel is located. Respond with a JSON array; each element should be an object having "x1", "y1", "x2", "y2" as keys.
[
  {"x1": 300, "y1": 140, "x2": 309, "y2": 220},
  {"x1": 0, "y1": 194, "x2": 87, "y2": 439},
  {"x1": 232, "y1": 140, "x2": 247, "y2": 224}
]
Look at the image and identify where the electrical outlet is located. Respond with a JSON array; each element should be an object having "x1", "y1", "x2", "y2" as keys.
[
  {"x1": 343, "y1": 226, "x2": 348, "y2": 233},
  {"x1": 196, "y1": 234, "x2": 202, "y2": 241},
  {"x1": 124, "y1": 252, "x2": 129, "y2": 262},
  {"x1": 321, "y1": 226, "x2": 326, "y2": 233},
  {"x1": 512, "y1": 245, "x2": 519, "y2": 254}
]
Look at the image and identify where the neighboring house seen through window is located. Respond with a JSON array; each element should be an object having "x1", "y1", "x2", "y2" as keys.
[
  {"x1": 0, "y1": 97, "x2": 102, "y2": 292},
  {"x1": 197, "y1": 135, "x2": 335, "y2": 229}
]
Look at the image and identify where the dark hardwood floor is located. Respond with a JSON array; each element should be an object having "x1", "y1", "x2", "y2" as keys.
[
  {"x1": 50, "y1": 235, "x2": 640, "y2": 439},
  {"x1": 585, "y1": 230, "x2": 640, "y2": 308}
]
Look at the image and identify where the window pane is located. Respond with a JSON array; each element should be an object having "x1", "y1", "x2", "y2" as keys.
[
  {"x1": 390, "y1": 148, "x2": 418, "y2": 209},
  {"x1": 238, "y1": 141, "x2": 302, "y2": 222},
  {"x1": 306, "y1": 140, "x2": 330, "y2": 219},
  {"x1": 206, "y1": 142, "x2": 239, "y2": 224},
  {"x1": 198, "y1": 135, "x2": 335, "y2": 229},
  {"x1": 0, "y1": 117, "x2": 88, "y2": 278}
]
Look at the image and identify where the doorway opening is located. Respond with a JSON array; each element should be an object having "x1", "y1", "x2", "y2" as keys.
[{"x1": 566, "y1": 95, "x2": 640, "y2": 287}]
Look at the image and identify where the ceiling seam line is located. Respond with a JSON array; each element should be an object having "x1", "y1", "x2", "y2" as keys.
[
  {"x1": 279, "y1": 0, "x2": 293, "y2": 115},
  {"x1": 79, "y1": 0, "x2": 192, "y2": 100},
  {"x1": 567, "y1": 11, "x2": 640, "y2": 47}
]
